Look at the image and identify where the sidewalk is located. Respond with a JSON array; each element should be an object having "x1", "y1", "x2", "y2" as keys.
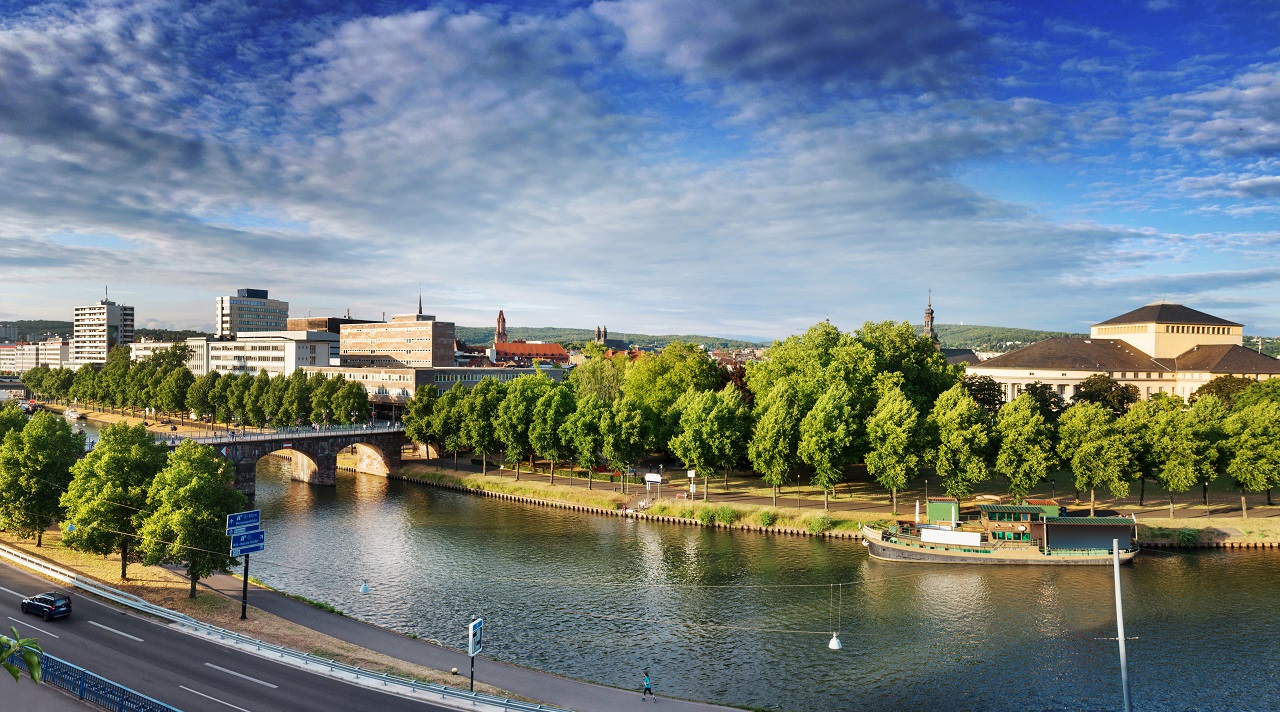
[
  {"x1": 187, "y1": 569, "x2": 736, "y2": 712},
  {"x1": 5, "y1": 678, "x2": 98, "y2": 711}
]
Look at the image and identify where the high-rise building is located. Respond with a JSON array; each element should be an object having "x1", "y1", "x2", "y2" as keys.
[
  {"x1": 339, "y1": 313, "x2": 455, "y2": 369},
  {"x1": 0, "y1": 324, "x2": 15, "y2": 342},
  {"x1": 215, "y1": 288, "x2": 289, "y2": 338},
  {"x1": 72, "y1": 298, "x2": 134, "y2": 363}
]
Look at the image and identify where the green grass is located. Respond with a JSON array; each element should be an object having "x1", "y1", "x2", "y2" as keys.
[{"x1": 400, "y1": 465, "x2": 627, "y2": 510}]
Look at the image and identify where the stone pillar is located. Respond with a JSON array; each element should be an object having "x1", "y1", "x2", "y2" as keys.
[
  {"x1": 233, "y1": 461, "x2": 257, "y2": 496},
  {"x1": 293, "y1": 449, "x2": 337, "y2": 486}
]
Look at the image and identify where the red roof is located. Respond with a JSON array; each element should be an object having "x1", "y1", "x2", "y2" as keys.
[{"x1": 492, "y1": 342, "x2": 569, "y2": 360}]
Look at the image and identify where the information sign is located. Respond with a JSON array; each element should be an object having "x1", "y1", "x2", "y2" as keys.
[
  {"x1": 230, "y1": 542, "x2": 265, "y2": 557},
  {"x1": 468, "y1": 618, "x2": 484, "y2": 657},
  {"x1": 226, "y1": 523, "x2": 261, "y2": 537},
  {"x1": 226, "y1": 510, "x2": 260, "y2": 531},
  {"x1": 231, "y1": 530, "x2": 266, "y2": 549},
  {"x1": 644, "y1": 473, "x2": 662, "y2": 484}
]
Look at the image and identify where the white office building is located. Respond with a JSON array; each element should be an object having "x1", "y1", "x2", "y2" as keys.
[
  {"x1": 215, "y1": 289, "x2": 289, "y2": 338},
  {"x1": 72, "y1": 299, "x2": 134, "y2": 364},
  {"x1": 207, "y1": 331, "x2": 338, "y2": 377}
]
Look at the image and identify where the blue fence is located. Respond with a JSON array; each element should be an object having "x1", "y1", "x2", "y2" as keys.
[{"x1": 6, "y1": 648, "x2": 181, "y2": 712}]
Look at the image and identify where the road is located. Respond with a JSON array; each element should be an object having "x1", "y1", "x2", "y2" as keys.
[{"x1": 0, "y1": 561, "x2": 459, "y2": 712}]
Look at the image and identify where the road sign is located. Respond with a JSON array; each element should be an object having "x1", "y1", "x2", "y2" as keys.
[
  {"x1": 688, "y1": 469, "x2": 696, "y2": 478},
  {"x1": 644, "y1": 473, "x2": 662, "y2": 484},
  {"x1": 227, "y1": 510, "x2": 260, "y2": 531},
  {"x1": 231, "y1": 530, "x2": 265, "y2": 549},
  {"x1": 468, "y1": 618, "x2": 484, "y2": 656},
  {"x1": 230, "y1": 543, "x2": 265, "y2": 557},
  {"x1": 226, "y1": 523, "x2": 261, "y2": 537}
]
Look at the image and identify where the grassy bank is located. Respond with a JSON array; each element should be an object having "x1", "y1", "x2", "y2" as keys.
[
  {"x1": 1137, "y1": 516, "x2": 1280, "y2": 546},
  {"x1": 398, "y1": 464, "x2": 630, "y2": 510},
  {"x1": 0, "y1": 529, "x2": 519, "y2": 699}
]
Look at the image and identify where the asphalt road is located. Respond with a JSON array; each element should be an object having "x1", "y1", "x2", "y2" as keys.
[{"x1": 0, "y1": 561, "x2": 459, "y2": 712}]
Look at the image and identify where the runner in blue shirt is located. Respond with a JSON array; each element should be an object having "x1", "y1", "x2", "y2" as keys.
[{"x1": 642, "y1": 671, "x2": 655, "y2": 702}]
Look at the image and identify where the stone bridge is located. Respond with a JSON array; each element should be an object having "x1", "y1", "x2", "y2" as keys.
[{"x1": 167, "y1": 425, "x2": 406, "y2": 496}]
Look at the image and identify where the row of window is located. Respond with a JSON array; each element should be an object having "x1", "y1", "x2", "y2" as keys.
[
  {"x1": 993, "y1": 531, "x2": 1031, "y2": 541},
  {"x1": 1167, "y1": 325, "x2": 1232, "y2": 334}
]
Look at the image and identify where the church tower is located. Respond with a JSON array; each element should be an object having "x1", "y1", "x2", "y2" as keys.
[
  {"x1": 923, "y1": 292, "x2": 939, "y2": 349},
  {"x1": 495, "y1": 310, "x2": 508, "y2": 344}
]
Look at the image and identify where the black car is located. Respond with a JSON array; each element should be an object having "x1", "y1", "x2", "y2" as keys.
[{"x1": 21, "y1": 591, "x2": 72, "y2": 621}]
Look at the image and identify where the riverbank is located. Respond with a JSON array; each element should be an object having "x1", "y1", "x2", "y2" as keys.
[
  {"x1": 0, "y1": 529, "x2": 523, "y2": 700},
  {"x1": 396, "y1": 462, "x2": 1280, "y2": 548}
]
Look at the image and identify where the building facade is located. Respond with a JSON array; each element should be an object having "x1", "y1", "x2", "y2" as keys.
[
  {"x1": 0, "y1": 344, "x2": 15, "y2": 373},
  {"x1": 72, "y1": 299, "x2": 134, "y2": 364},
  {"x1": 215, "y1": 289, "x2": 289, "y2": 338},
  {"x1": 128, "y1": 337, "x2": 215, "y2": 376},
  {"x1": 967, "y1": 302, "x2": 1280, "y2": 403},
  {"x1": 339, "y1": 314, "x2": 455, "y2": 368},
  {"x1": 0, "y1": 324, "x2": 15, "y2": 342},
  {"x1": 302, "y1": 364, "x2": 566, "y2": 417},
  {"x1": 207, "y1": 331, "x2": 339, "y2": 376}
]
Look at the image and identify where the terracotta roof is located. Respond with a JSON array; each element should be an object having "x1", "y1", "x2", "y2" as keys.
[
  {"x1": 974, "y1": 338, "x2": 1156, "y2": 372},
  {"x1": 492, "y1": 342, "x2": 569, "y2": 359},
  {"x1": 1094, "y1": 302, "x2": 1240, "y2": 327},
  {"x1": 1160, "y1": 344, "x2": 1280, "y2": 374}
]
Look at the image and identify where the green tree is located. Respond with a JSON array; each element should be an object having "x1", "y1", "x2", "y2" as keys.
[
  {"x1": 61, "y1": 422, "x2": 168, "y2": 580},
  {"x1": 403, "y1": 384, "x2": 439, "y2": 454},
  {"x1": 1231, "y1": 378, "x2": 1280, "y2": 412},
  {"x1": 531, "y1": 386, "x2": 576, "y2": 483},
  {"x1": 1191, "y1": 375, "x2": 1255, "y2": 408},
  {"x1": 158, "y1": 367, "x2": 195, "y2": 423},
  {"x1": 69, "y1": 364, "x2": 98, "y2": 406},
  {"x1": 927, "y1": 384, "x2": 991, "y2": 499},
  {"x1": 495, "y1": 374, "x2": 552, "y2": 479},
  {"x1": 186, "y1": 372, "x2": 220, "y2": 426},
  {"x1": 1074, "y1": 374, "x2": 1140, "y2": 415},
  {"x1": 20, "y1": 366, "x2": 50, "y2": 400},
  {"x1": 434, "y1": 386, "x2": 468, "y2": 469},
  {"x1": 1057, "y1": 402, "x2": 1132, "y2": 516},
  {"x1": 562, "y1": 393, "x2": 606, "y2": 488},
  {"x1": 569, "y1": 354, "x2": 625, "y2": 404},
  {"x1": 1151, "y1": 397, "x2": 1221, "y2": 517},
  {"x1": 0, "y1": 403, "x2": 25, "y2": 442},
  {"x1": 601, "y1": 396, "x2": 647, "y2": 476},
  {"x1": 865, "y1": 383, "x2": 919, "y2": 513},
  {"x1": 1, "y1": 626, "x2": 42, "y2": 684},
  {"x1": 331, "y1": 381, "x2": 370, "y2": 424},
  {"x1": 1022, "y1": 381, "x2": 1065, "y2": 423},
  {"x1": 961, "y1": 375, "x2": 1005, "y2": 419},
  {"x1": 462, "y1": 378, "x2": 505, "y2": 474},
  {"x1": 748, "y1": 379, "x2": 803, "y2": 506},
  {"x1": 139, "y1": 441, "x2": 247, "y2": 598},
  {"x1": 670, "y1": 390, "x2": 720, "y2": 500},
  {"x1": 994, "y1": 394, "x2": 1057, "y2": 502},
  {"x1": 309, "y1": 373, "x2": 340, "y2": 425},
  {"x1": 1118, "y1": 395, "x2": 1182, "y2": 506},
  {"x1": 1224, "y1": 401, "x2": 1280, "y2": 517},
  {"x1": 856, "y1": 320, "x2": 960, "y2": 412},
  {"x1": 98, "y1": 345, "x2": 132, "y2": 413},
  {"x1": 0, "y1": 411, "x2": 83, "y2": 546},
  {"x1": 622, "y1": 342, "x2": 724, "y2": 450},
  {"x1": 798, "y1": 383, "x2": 856, "y2": 509},
  {"x1": 244, "y1": 370, "x2": 271, "y2": 427}
]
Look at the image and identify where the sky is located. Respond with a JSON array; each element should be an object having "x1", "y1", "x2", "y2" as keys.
[{"x1": 1, "y1": 0, "x2": 1279, "y2": 340}]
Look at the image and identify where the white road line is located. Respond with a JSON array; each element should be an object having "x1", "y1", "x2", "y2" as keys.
[
  {"x1": 6, "y1": 616, "x2": 59, "y2": 639},
  {"x1": 87, "y1": 620, "x2": 144, "y2": 642},
  {"x1": 0, "y1": 586, "x2": 25, "y2": 598},
  {"x1": 204, "y1": 662, "x2": 279, "y2": 688},
  {"x1": 180, "y1": 685, "x2": 254, "y2": 712}
]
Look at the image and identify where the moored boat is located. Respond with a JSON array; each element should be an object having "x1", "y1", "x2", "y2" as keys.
[
  {"x1": 64, "y1": 407, "x2": 82, "y2": 421},
  {"x1": 862, "y1": 498, "x2": 1138, "y2": 565}
]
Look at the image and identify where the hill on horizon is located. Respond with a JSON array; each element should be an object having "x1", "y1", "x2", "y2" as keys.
[{"x1": 454, "y1": 326, "x2": 768, "y2": 350}]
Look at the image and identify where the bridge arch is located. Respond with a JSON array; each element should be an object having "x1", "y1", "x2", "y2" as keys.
[
  {"x1": 340, "y1": 442, "x2": 393, "y2": 476},
  {"x1": 193, "y1": 427, "x2": 406, "y2": 496}
]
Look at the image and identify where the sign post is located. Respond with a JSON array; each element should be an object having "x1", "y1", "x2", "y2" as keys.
[
  {"x1": 227, "y1": 510, "x2": 264, "y2": 620},
  {"x1": 467, "y1": 618, "x2": 484, "y2": 692}
]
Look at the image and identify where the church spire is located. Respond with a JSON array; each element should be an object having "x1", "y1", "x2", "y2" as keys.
[
  {"x1": 418, "y1": 283, "x2": 423, "y2": 315},
  {"x1": 495, "y1": 310, "x2": 508, "y2": 344},
  {"x1": 923, "y1": 291, "x2": 939, "y2": 348}
]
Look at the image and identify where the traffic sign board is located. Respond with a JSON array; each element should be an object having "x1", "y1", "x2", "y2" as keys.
[
  {"x1": 231, "y1": 530, "x2": 265, "y2": 548},
  {"x1": 226, "y1": 523, "x2": 261, "y2": 537},
  {"x1": 468, "y1": 618, "x2": 484, "y2": 657},
  {"x1": 227, "y1": 510, "x2": 260, "y2": 531},
  {"x1": 231, "y1": 543, "x2": 265, "y2": 557}
]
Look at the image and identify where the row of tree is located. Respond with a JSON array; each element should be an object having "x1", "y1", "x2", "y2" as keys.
[
  {"x1": 0, "y1": 408, "x2": 246, "y2": 595},
  {"x1": 20, "y1": 345, "x2": 372, "y2": 429},
  {"x1": 403, "y1": 321, "x2": 1280, "y2": 513}
]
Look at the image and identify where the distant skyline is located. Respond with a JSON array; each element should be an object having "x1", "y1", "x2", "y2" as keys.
[{"x1": 2, "y1": 0, "x2": 1279, "y2": 338}]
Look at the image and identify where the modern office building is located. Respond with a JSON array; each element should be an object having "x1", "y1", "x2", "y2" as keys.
[
  {"x1": 215, "y1": 289, "x2": 289, "y2": 338},
  {"x1": 339, "y1": 312, "x2": 455, "y2": 369},
  {"x1": 207, "y1": 331, "x2": 339, "y2": 377},
  {"x1": 0, "y1": 324, "x2": 15, "y2": 342},
  {"x1": 286, "y1": 316, "x2": 379, "y2": 335},
  {"x1": 72, "y1": 298, "x2": 134, "y2": 364},
  {"x1": 967, "y1": 301, "x2": 1280, "y2": 402},
  {"x1": 129, "y1": 337, "x2": 214, "y2": 376},
  {"x1": 0, "y1": 344, "x2": 16, "y2": 373},
  {"x1": 10, "y1": 338, "x2": 71, "y2": 372},
  {"x1": 302, "y1": 364, "x2": 565, "y2": 418}
]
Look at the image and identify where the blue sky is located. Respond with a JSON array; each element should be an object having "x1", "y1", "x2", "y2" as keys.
[{"x1": 1, "y1": 0, "x2": 1278, "y2": 338}]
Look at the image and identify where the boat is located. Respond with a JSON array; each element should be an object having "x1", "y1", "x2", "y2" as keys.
[
  {"x1": 861, "y1": 498, "x2": 1139, "y2": 565},
  {"x1": 64, "y1": 408, "x2": 83, "y2": 421}
]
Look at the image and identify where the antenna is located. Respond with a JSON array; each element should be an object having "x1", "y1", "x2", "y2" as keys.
[{"x1": 418, "y1": 282, "x2": 423, "y2": 316}]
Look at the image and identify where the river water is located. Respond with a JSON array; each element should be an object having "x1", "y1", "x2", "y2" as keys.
[{"x1": 225, "y1": 459, "x2": 1278, "y2": 712}]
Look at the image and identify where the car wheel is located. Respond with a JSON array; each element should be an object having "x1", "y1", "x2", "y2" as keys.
[
  {"x1": 20, "y1": 603, "x2": 26, "y2": 615},
  {"x1": 41, "y1": 610, "x2": 49, "y2": 621}
]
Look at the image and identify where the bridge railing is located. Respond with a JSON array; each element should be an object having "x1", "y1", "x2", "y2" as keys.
[
  {"x1": 156, "y1": 423, "x2": 405, "y2": 446},
  {"x1": 0, "y1": 543, "x2": 568, "y2": 712}
]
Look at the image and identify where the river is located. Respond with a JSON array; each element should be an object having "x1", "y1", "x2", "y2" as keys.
[{"x1": 72, "y1": 420, "x2": 1280, "y2": 710}]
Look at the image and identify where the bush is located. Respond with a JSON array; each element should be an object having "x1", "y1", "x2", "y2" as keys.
[
  {"x1": 806, "y1": 514, "x2": 834, "y2": 535},
  {"x1": 713, "y1": 505, "x2": 737, "y2": 526},
  {"x1": 1177, "y1": 528, "x2": 1200, "y2": 547},
  {"x1": 696, "y1": 508, "x2": 716, "y2": 525},
  {"x1": 757, "y1": 510, "x2": 777, "y2": 527},
  {"x1": 679, "y1": 507, "x2": 696, "y2": 520}
]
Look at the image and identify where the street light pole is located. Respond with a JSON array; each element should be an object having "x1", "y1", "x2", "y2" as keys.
[{"x1": 1113, "y1": 539, "x2": 1132, "y2": 712}]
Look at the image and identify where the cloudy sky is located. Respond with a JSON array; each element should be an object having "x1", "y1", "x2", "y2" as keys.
[{"x1": 1, "y1": 0, "x2": 1278, "y2": 339}]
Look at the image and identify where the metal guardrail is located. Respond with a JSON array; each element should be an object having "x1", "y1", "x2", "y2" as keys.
[
  {"x1": 0, "y1": 544, "x2": 569, "y2": 712},
  {"x1": 5, "y1": 648, "x2": 181, "y2": 712},
  {"x1": 153, "y1": 423, "x2": 405, "y2": 446}
]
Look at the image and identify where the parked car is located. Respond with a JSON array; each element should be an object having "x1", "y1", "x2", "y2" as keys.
[{"x1": 21, "y1": 591, "x2": 72, "y2": 621}]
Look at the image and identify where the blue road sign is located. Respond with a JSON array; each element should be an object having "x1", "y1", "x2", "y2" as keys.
[
  {"x1": 226, "y1": 523, "x2": 261, "y2": 537},
  {"x1": 230, "y1": 543, "x2": 265, "y2": 557},
  {"x1": 231, "y1": 530, "x2": 265, "y2": 548},
  {"x1": 227, "y1": 510, "x2": 260, "y2": 531},
  {"x1": 468, "y1": 618, "x2": 484, "y2": 657}
]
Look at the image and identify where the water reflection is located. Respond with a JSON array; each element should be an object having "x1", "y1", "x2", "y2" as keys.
[{"x1": 242, "y1": 458, "x2": 1280, "y2": 711}]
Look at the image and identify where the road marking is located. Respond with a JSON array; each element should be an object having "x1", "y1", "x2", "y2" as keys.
[
  {"x1": 0, "y1": 586, "x2": 25, "y2": 598},
  {"x1": 87, "y1": 620, "x2": 143, "y2": 641},
  {"x1": 6, "y1": 616, "x2": 59, "y2": 639},
  {"x1": 204, "y1": 662, "x2": 278, "y2": 688},
  {"x1": 180, "y1": 685, "x2": 253, "y2": 712}
]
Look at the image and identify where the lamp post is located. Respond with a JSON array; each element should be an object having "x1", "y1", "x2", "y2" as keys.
[
  {"x1": 1051, "y1": 479, "x2": 1056, "y2": 500},
  {"x1": 1203, "y1": 481, "x2": 1210, "y2": 517}
]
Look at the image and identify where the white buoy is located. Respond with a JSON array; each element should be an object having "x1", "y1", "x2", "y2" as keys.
[
  {"x1": 358, "y1": 580, "x2": 371, "y2": 594},
  {"x1": 828, "y1": 633, "x2": 842, "y2": 650}
]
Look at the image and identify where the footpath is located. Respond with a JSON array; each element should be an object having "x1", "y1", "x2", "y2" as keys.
[{"x1": 191, "y1": 569, "x2": 736, "y2": 712}]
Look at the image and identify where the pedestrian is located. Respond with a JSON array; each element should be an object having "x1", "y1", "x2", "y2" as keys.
[{"x1": 641, "y1": 671, "x2": 655, "y2": 702}]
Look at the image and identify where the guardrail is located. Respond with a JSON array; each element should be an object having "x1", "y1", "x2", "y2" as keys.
[
  {"x1": 0, "y1": 544, "x2": 569, "y2": 712},
  {"x1": 5, "y1": 648, "x2": 181, "y2": 712},
  {"x1": 154, "y1": 423, "x2": 405, "y2": 446}
]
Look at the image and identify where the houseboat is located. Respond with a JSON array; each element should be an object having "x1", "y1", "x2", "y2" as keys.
[
  {"x1": 63, "y1": 407, "x2": 82, "y2": 421},
  {"x1": 861, "y1": 498, "x2": 1138, "y2": 565}
]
